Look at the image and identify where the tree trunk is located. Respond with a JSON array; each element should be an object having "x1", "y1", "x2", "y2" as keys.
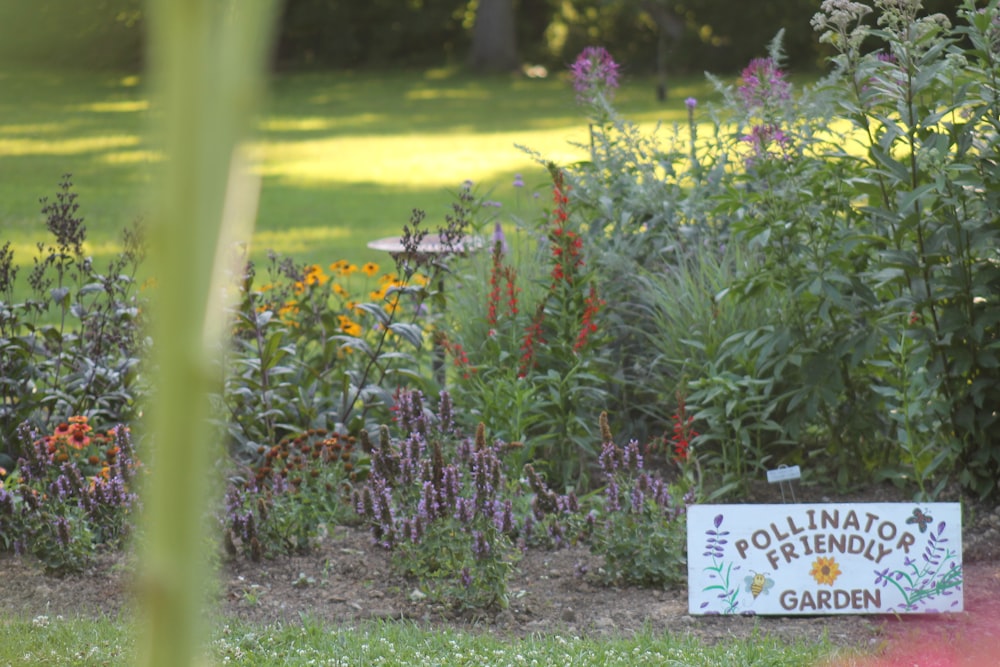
[
  {"x1": 469, "y1": 0, "x2": 517, "y2": 73},
  {"x1": 641, "y1": 1, "x2": 684, "y2": 101}
]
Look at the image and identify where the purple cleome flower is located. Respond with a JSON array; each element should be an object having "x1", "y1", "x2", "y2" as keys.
[
  {"x1": 741, "y1": 122, "x2": 793, "y2": 168},
  {"x1": 738, "y1": 57, "x2": 791, "y2": 114},
  {"x1": 570, "y1": 46, "x2": 620, "y2": 104}
]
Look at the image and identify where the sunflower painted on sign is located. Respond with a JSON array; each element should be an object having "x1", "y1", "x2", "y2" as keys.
[{"x1": 809, "y1": 557, "x2": 842, "y2": 586}]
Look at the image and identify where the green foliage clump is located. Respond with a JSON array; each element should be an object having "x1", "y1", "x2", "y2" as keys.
[
  {"x1": 442, "y1": 176, "x2": 613, "y2": 494},
  {"x1": 524, "y1": 412, "x2": 692, "y2": 589},
  {"x1": 0, "y1": 419, "x2": 141, "y2": 574},
  {"x1": 354, "y1": 391, "x2": 521, "y2": 610},
  {"x1": 0, "y1": 175, "x2": 146, "y2": 465},
  {"x1": 221, "y1": 429, "x2": 363, "y2": 561},
  {"x1": 539, "y1": 1, "x2": 1000, "y2": 501},
  {"x1": 217, "y1": 205, "x2": 472, "y2": 460},
  {"x1": 588, "y1": 415, "x2": 692, "y2": 588}
]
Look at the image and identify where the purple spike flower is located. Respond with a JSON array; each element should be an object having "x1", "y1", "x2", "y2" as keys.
[
  {"x1": 492, "y1": 221, "x2": 508, "y2": 255},
  {"x1": 472, "y1": 530, "x2": 491, "y2": 560}
]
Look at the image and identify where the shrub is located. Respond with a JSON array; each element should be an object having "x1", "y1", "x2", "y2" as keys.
[
  {"x1": 221, "y1": 429, "x2": 363, "y2": 561},
  {"x1": 217, "y1": 204, "x2": 472, "y2": 461},
  {"x1": 536, "y1": 2, "x2": 1000, "y2": 500},
  {"x1": 524, "y1": 412, "x2": 693, "y2": 588},
  {"x1": 812, "y1": 0, "x2": 1000, "y2": 498},
  {"x1": 442, "y1": 174, "x2": 613, "y2": 493},
  {"x1": 0, "y1": 418, "x2": 141, "y2": 573},
  {"x1": 353, "y1": 389, "x2": 521, "y2": 610},
  {"x1": 0, "y1": 175, "x2": 146, "y2": 463}
]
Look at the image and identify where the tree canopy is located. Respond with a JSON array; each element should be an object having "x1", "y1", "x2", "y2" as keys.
[{"x1": 0, "y1": 1, "x2": 967, "y2": 75}]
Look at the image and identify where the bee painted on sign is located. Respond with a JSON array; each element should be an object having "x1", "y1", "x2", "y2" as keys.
[
  {"x1": 744, "y1": 571, "x2": 775, "y2": 599},
  {"x1": 688, "y1": 503, "x2": 963, "y2": 615}
]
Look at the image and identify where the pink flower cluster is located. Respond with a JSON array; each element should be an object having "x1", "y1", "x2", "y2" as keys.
[
  {"x1": 738, "y1": 57, "x2": 791, "y2": 114},
  {"x1": 570, "y1": 46, "x2": 620, "y2": 104}
]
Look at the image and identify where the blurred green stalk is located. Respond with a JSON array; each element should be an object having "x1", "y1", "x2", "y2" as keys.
[{"x1": 140, "y1": 2, "x2": 277, "y2": 666}]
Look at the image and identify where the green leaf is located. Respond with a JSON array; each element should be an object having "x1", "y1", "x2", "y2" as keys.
[
  {"x1": 262, "y1": 330, "x2": 286, "y2": 366},
  {"x1": 388, "y1": 322, "x2": 424, "y2": 348}
]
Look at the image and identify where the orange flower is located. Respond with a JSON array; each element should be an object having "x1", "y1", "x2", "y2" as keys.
[
  {"x1": 810, "y1": 557, "x2": 842, "y2": 586},
  {"x1": 67, "y1": 417, "x2": 93, "y2": 450},
  {"x1": 362, "y1": 262, "x2": 379, "y2": 277}
]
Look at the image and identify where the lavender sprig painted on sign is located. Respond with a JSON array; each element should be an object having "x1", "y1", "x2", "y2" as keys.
[
  {"x1": 699, "y1": 513, "x2": 741, "y2": 614},
  {"x1": 873, "y1": 518, "x2": 962, "y2": 612}
]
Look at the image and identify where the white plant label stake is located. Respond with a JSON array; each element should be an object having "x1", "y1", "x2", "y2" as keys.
[{"x1": 687, "y1": 503, "x2": 963, "y2": 615}]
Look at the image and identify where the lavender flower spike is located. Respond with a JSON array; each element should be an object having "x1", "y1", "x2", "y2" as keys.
[{"x1": 492, "y1": 221, "x2": 508, "y2": 255}]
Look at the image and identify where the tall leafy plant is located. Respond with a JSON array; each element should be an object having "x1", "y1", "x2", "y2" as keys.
[
  {"x1": 555, "y1": 53, "x2": 738, "y2": 446},
  {"x1": 0, "y1": 176, "x2": 146, "y2": 463},
  {"x1": 443, "y1": 170, "x2": 613, "y2": 493},
  {"x1": 217, "y1": 202, "x2": 473, "y2": 461},
  {"x1": 811, "y1": 0, "x2": 1000, "y2": 497},
  {"x1": 706, "y1": 35, "x2": 892, "y2": 489}
]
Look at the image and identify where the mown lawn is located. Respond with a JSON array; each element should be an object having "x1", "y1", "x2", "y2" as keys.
[
  {"x1": 0, "y1": 66, "x2": 717, "y2": 277},
  {"x1": 0, "y1": 614, "x2": 856, "y2": 666}
]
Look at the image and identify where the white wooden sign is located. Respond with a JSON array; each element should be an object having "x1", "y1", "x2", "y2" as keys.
[{"x1": 687, "y1": 503, "x2": 963, "y2": 615}]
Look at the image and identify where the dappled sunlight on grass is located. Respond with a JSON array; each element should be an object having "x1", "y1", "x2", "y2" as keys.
[
  {"x1": 251, "y1": 225, "x2": 357, "y2": 257},
  {"x1": 0, "y1": 122, "x2": 65, "y2": 135},
  {"x1": 404, "y1": 87, "x2": 493, "y2": 101},
  {"x1": 258, "y1": 127, "x2": 590, "y2": 188},
  {"x1": 0, "y1": 66, "x2": 729, "y2": 278},
  {"x1": 0, "y1": 134, "x2": 140, "y2": 157},
  {"x1": 99, "y1": 149, "x2": 162, "y2": 165},
  {"x1": 71, "y1": 100, "x2": 150, "y2": 113},
  {"x1": 100, "y1": 150, "x2": 163, "y2": 164},
  {"x1": 259, "y1": 113, "x2": 389, "y2": 133},
  {"x1": 3, "y1": 237, "x2": 132, "y2": 262}
]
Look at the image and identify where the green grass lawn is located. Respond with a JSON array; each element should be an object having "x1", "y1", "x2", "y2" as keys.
[
  {"x1": 0, "y1": 614, "x2": 856, "y2": 666},
  {"x1": 0, "y1": 66, "x2": 719, "y2": 276}
]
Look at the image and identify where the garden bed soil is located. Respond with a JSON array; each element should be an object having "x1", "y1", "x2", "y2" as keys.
[{"x1": 2, "y1": 484, "x2": 999, "y2": 661}]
